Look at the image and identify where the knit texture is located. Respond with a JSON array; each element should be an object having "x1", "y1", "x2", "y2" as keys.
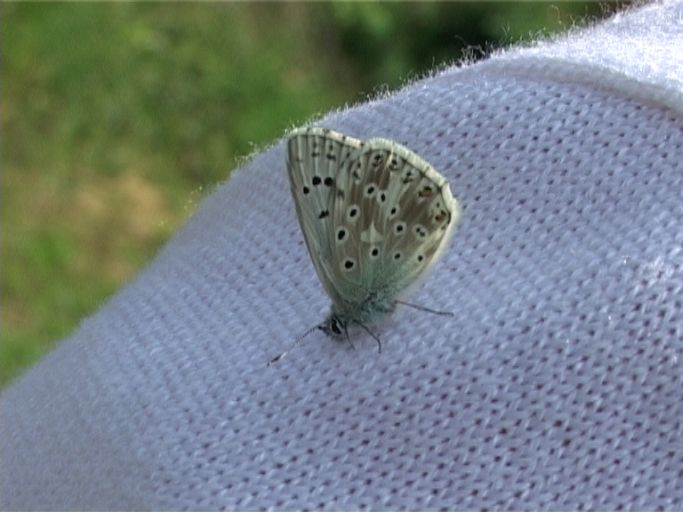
[{"x1": 2, "y1": 2, "x2": 682, "y2": 509}]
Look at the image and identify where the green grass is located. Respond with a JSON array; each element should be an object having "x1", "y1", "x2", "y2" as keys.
[
  {"x1": 1, "y1": 3, "x2": 354, "y2": 387},
  {"x1": 1, "y1": 2, "x2": 613, "y2": 388}
]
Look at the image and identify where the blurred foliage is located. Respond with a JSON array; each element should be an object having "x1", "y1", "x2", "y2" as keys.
[
  {"x1": 330, "y1": 2, "x2": 613, "y2": 89},
  {"x1": 1, "y1": 2, "x2": 615, "y2": 387}
]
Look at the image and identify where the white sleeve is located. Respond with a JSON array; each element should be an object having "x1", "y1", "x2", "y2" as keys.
[{"x1": 2, "y1": 2, "x2": 682, "y2": 509}]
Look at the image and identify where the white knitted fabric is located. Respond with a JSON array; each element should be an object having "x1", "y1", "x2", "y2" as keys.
[{"x1": 2, "y1": 2, "x2": 682, "y2": 509}]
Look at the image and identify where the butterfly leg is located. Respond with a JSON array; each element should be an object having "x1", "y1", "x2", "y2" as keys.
[
  {"x1": 354, "y1": 321, "x2": 382, "y2": 354},
  {"x1": 342, "y1": 323, "x2": 356, "y2": 351}
]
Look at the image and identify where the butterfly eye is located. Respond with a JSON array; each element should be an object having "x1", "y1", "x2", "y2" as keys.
[
  {"x1": 389, "y1": 158, "x2": 400, "y2": 171},
  {"x1": 393, "y1": 222, "x2": 407, "y2": 236},
  {"x1": 417, "y1": 254, "x2": 425, "y2": 262},
  {"x1": 369, "y1": 246, "x2": 380, "y2": 259},
  {"x1": 388, "y1": 205, "x2": 399, "y2": 219},
  {"x1": 324, "y1": 177, "x2": 334, "y2": 187},
  {"x1": 364, "y1": 184, "x2": 377, "y2": 198},
  {"x1": 312, "y1": 176, "x2": 322, "y2": 186},
  {"x1": 330, "y1": 318, "x2": 343, "y2": 335},
  {"x1": 377, "y1": 191, "x2": 387, "y2": 204},
  {"x1": 393, "y1": 252, "x2": 402, "y2": 260},
  {"x1": 302, "y1": 186, "x2": 310, "y2": 195}
]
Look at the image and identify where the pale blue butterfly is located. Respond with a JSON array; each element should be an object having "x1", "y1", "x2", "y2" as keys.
[{"x1": 270, "y1": 127, "x2": 461, "y2": 364}]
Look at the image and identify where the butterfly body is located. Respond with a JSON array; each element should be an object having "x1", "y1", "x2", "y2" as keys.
[
  {"x1": 321, "y1": 289, "x2": 397, "y2": 337},
  {"x1": 286, "y1": 127, "x2": 460, "y2": 345}
]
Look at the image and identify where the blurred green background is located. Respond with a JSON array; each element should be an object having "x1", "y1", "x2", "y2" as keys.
[{"x1": 1, "y1": 2, "x2": 617, "y2": 388}]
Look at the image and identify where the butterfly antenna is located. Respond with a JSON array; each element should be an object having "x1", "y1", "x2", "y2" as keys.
[
  {"x1": 395, "y1": 300, "x2": 454, "y2": 317},
  {"x1": 267, "y1": 324, "x2": 320, "y2": 366},
  {"x1": 354, "y1": 321, "x2": 382, "y2": 354}
]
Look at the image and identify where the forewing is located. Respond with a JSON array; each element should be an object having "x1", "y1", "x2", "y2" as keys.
[{"x1": 286, "y1": 127, "x2": 363, "y2": 305}]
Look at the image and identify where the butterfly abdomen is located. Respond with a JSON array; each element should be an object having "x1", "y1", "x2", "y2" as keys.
[{"x1": 331, "y1": 288, "x2": 398, "y2": 327}]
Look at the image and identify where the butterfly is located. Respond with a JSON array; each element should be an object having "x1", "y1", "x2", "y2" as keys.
[{"x1": 269, "y1": 127, "x2": 461, "y2": 364}]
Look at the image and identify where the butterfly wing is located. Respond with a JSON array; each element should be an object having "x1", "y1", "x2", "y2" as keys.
[
  {"x1": 332, "y1": 137, "x2": 460, "y2": 301},
  {"x1": 287, "y1": 127, "x2": 365, "y2": 306},
  {"x1": 288, "y1": 128, "x2": 460, "y2": 313}
]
